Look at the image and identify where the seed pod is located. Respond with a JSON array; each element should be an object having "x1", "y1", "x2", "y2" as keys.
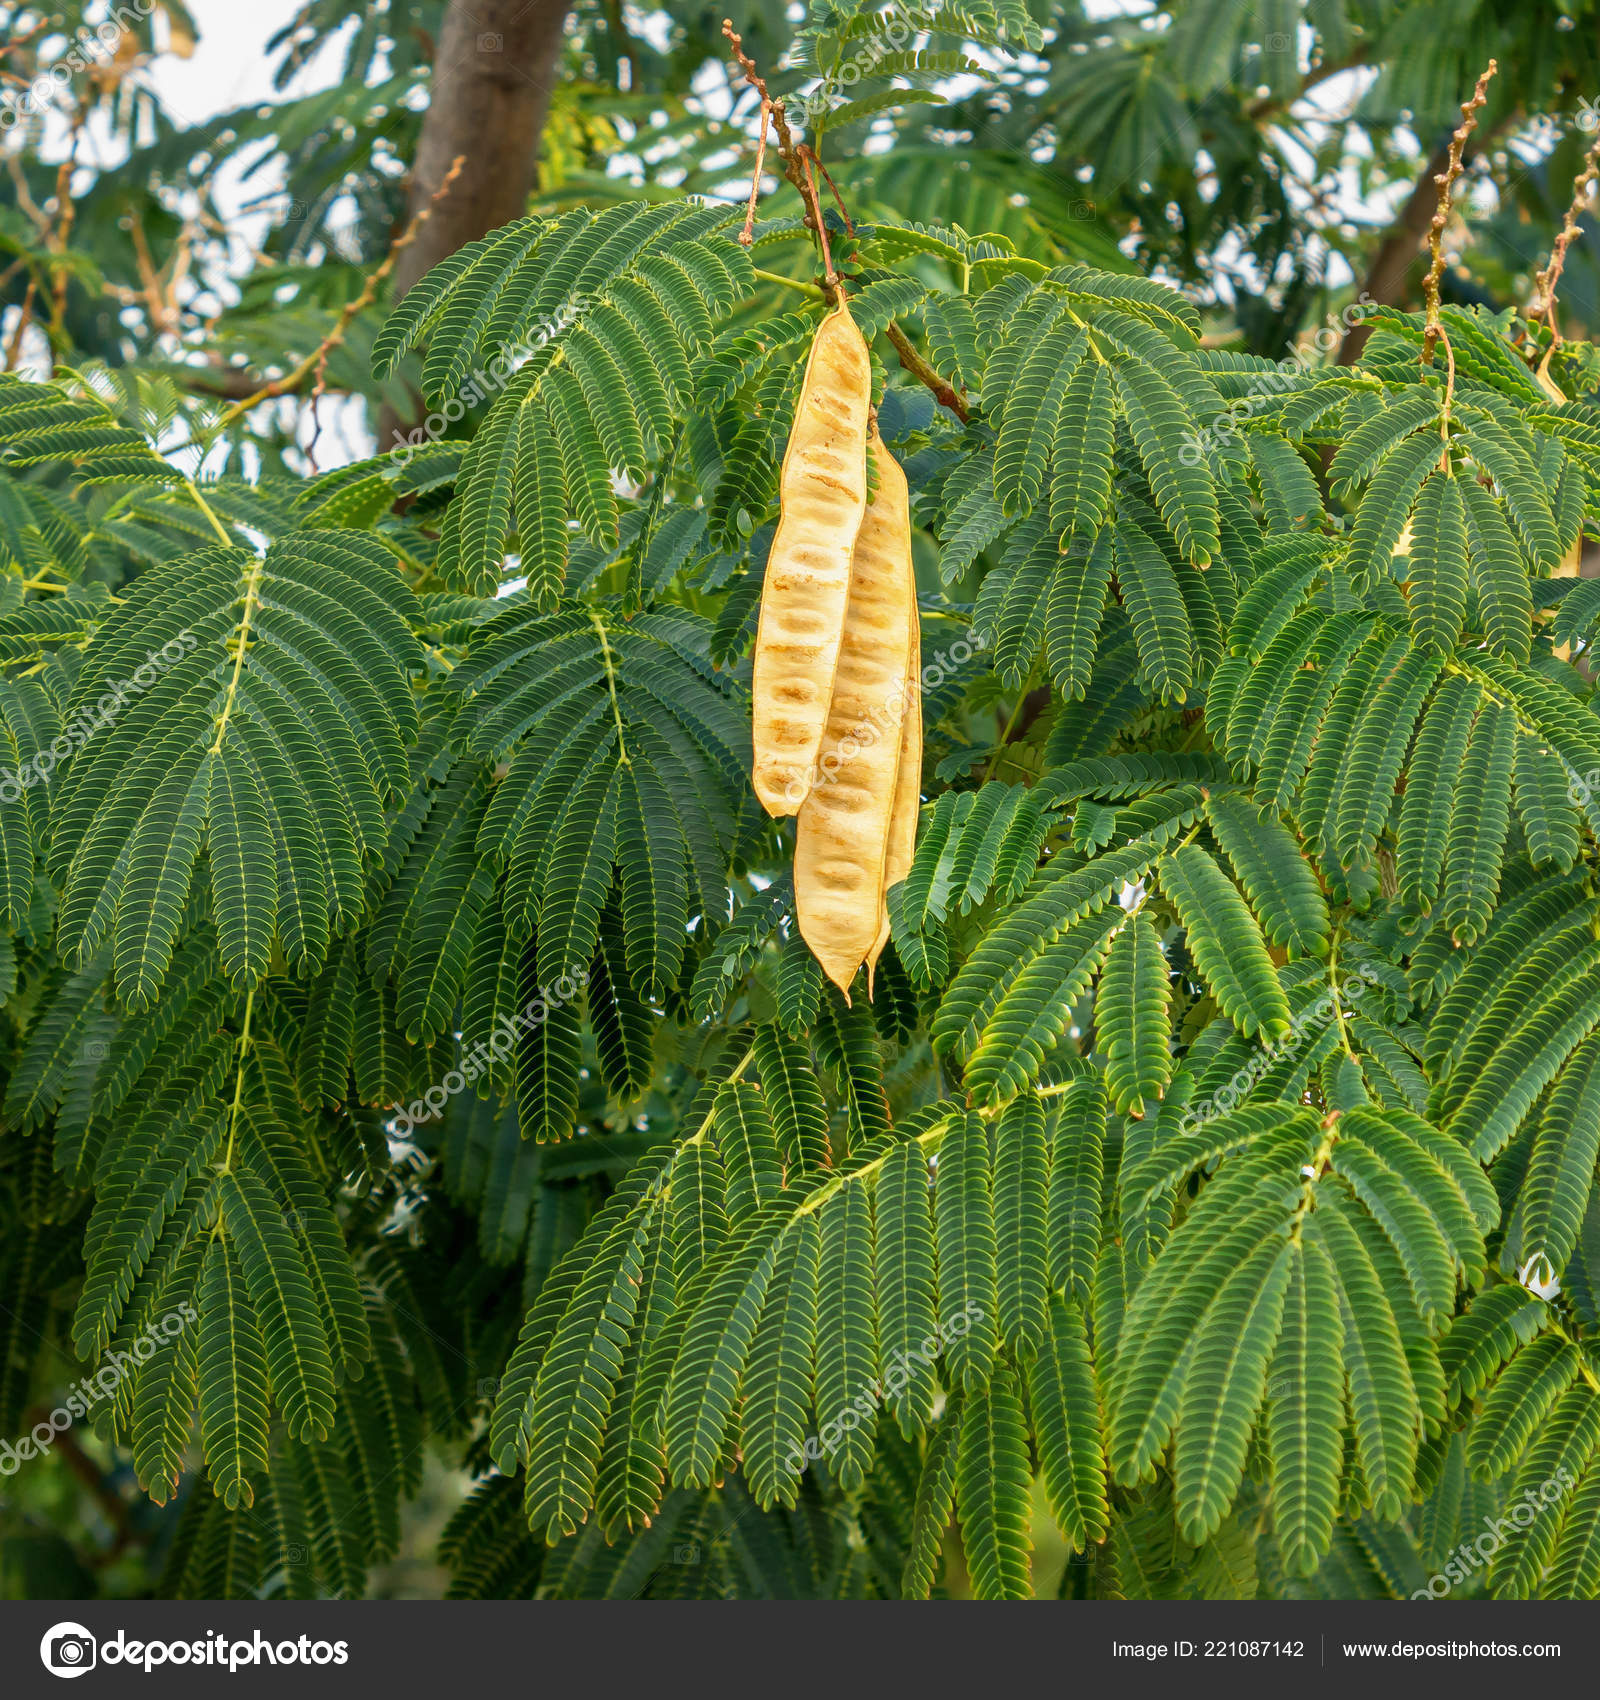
[
  {"x1": 796, "y1": 431, "x2": 914, "y2": 1000},
  {"x1": 752, "y1": 302, "x2": 872, "y2": 817},
  {"x1": 867, "y1": 570, "x2": 921, "y2": 997}
]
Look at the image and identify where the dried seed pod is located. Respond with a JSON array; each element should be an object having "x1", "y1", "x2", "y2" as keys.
[
  {"x1": 867, "y1": 568, "x2": 921, "y2": 997},
  {"x1": 751, "y1": 302, "x2": 872, "y2": 817},
  {"x1": 796, "y1": 430, "x2": 914, "y2": 1000}
]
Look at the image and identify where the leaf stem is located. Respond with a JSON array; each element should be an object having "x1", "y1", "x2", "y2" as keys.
[
  {"x1": 984, "y1": 668, "x2": 1037, "y2": 780},
  {"x1": 1325, "y1": 930, "x2": 1356, "y2": 1061},
  {"x1": 683, "y1": 1046, "x2": 755, "y2": 1147},
  {"x1": 589, "y1": 609, "x2": 630, "y2": 764},
  {"x1": 184, "y1": 477, "x2": 234, "y2": 547},
  {"x1": 1547, "y1": 1317, "x2": 1600, "y2": 1395},
  {"x1": 792, "y1": 1110, "x2": 954, "y2": 1216},
  {"x1": 218, "y1": 985, "x2": 256, "y2": 1179},
  {"x1": 753, "y1": 267, "x2": 826, "y2": 299},
  {"x1": 211, "y1": 556, "x2": 265, "y2": 754}
]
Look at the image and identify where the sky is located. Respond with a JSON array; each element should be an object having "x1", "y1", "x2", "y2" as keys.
[
  {"x1": 146, "y1": 1, "x2": 377, "y2": 466},
  {"x1": 146, "y1": 0, "x2": 344, "y2": 129}
]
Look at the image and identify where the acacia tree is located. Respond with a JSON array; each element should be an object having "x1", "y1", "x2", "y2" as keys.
[{"x1": 4, "y1": 1, "x2": 1600, "y2": 1604}]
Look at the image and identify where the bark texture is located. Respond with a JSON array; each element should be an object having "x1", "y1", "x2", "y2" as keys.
[{"x1": 378, "y1": 0, "x2": 570, "y2": 443}]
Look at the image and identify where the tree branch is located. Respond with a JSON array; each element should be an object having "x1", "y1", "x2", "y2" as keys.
[
  {"x1": 885, "y1": 322, "x2": 969, "y2": 424},
  {"x1": 1422, "y1": 61, "x2": 1497, "y2": 364},
  {"x1": 1338, "y1": 67, "x2": 1500, "y2": 366},
  {"x1": 723, "y1": 20, "x2": 967, "y2": 424},
  {"x1": 1532, "y1": 124, "x2": 1600, "y2": 351}
]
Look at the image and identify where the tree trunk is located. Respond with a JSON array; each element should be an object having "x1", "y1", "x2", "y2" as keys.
[{"x1": 376, "y1": 0, "x2": 570, "y2": 448}]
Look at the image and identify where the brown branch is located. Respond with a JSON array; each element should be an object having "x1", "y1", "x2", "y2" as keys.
[
  {"x1": 722, "y1": 20, "x2": 839, "y2": 294},
  {"x1": 805, "y1": 147, "x2": 856, "y2": 237},
  {"x1": 22, "y1": 1405, "x2": 134, "y2": 1563},
  {"x1": 795, "y1": 148, "x2": 839, "y2": 290},
  {"x1": 6, "y1": 154, "x2": 51, "y2": 238},
  {"x1": 179, "y1": 366, "x2": 274, "y2": 402},
  {"x1": 213, "y1": 155, "x2": 466, "y2": 432},
  {"x1": 47, "y1": 155, "x2": 76, "y2": 351},
  {"x1": 603, "y1": 0, "x2": 637, "y2": 91},
  {"x1": 4, "y1": 277, "x2": 35, "y2": 371},
  {"x1": 886, "y1": 322, "x2": 969, "y2": 423},
  {"x1": 1244, "y1": 48, "x2": 1370, "y2": 124},
  {"x1": 1532, "y1": 124, "x2": 1600, "y2": 352},
  {"x1": 1422, "y1": 60, "x2": 1497, "y2": 364},
  {"x1": 720, "y1": 20, "x2": 968, "y2": 425}
]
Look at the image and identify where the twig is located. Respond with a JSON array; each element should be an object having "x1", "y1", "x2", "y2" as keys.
[
  {"x1": 47, "y1": 154, "x2": 77, "y2": 352},
  {"x1": 804, "y1": 146, "x2": 856, "y2": 237},
  {"x1": 211, "y1": 154, "x2": 466, "y2": 432},
  {"x1": 794, "y1": 148, "x2": 839, "y2": 290},
  {"x1": 886, "y1": 321, "x2": 969, "y2": 423},
  {"x1": 1244, "y1": 48, "x2": 1370, "y2": 123},
  {"x1": 1531, "y1": 122, "x2": 1600, "y2": 355},
  {"x1": 6, "y1": 154, "x2": 51, "y2": 237},
  {"x1": 303, "y1": 342, "x2": 335, "y2": 471},
  {"x1": 3, "y1": 277, "x2": 34, "y2": 372},
  {"x1": 23, "y1": 1406, "x2": 135, "y2": 1563},
  {"x1": 722, "y1": 20, "x2": 840, "y2": 297},
  {"x1": 722, "y1": 19, "x2": 968, "y2": 424},
  {"x1": 739, "y1": 101, "x2": 772, "y2": 247},
  {"x1": 603, "y1": 0, "x2": 637, "y2": 91},
  {"x1": 1421, "y1": 60, "x2": 1497, "y2": 365}
]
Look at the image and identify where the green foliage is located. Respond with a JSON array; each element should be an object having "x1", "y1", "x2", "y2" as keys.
[{"x1": 7, "y1": 0, "x2": 1600, "y2": 1608}]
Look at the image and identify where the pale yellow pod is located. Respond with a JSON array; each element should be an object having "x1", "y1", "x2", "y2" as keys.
[
  {"x1": 751, "y1": 302, "x2": 872, "y2": 817},
  {"x1": 866, "y1": 570, "x2": 921, "y2": 997},
  {"x1": 795, "y1": 433, "x2": 913, "y2": 1001}
]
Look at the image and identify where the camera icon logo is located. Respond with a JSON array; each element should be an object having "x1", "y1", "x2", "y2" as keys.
[{"x1": 40, "y1": 1623, "x2": 98, "y2": 1678}]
